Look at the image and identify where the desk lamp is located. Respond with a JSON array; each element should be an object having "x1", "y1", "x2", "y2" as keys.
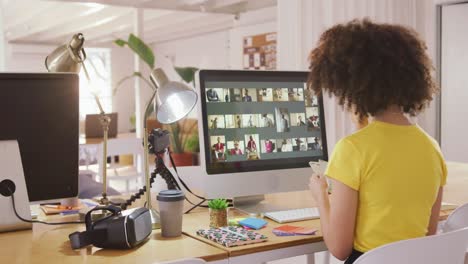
[
  {"x1": 45, "y1": 33, "x2": 112, "y2": 205},
  {"x1": 144, "y1": 68, "x2": 197, "y2": 229}
]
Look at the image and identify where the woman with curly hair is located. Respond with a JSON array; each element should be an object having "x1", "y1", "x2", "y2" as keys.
[{"x1": 307, "y1": 19, "x2": 446, "y2": 263}]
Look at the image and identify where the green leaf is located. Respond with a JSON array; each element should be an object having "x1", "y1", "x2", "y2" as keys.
[
  {"x1": 184, "y1": 133, "x2": 200, "y2": 152},
  {"x1": 208, "y1": 198, "x2": 228, "y2": 210},
  {"x1": 127, "y1": 33, "x2": 155, "y2": 69},
  {"x1": 168, "y1": 123, "x2": 183, "y2": 153},
  {"x1": 175, "y1": 67, "x2": 199, "y2": 83},
  {"x1": 114, "y1": 39, "x2": 127, "y2": 47}
]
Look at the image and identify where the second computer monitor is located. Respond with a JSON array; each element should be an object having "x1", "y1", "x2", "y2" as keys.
[{"x1": 196, "y1": 70, "x2": 328, "y2": 199}]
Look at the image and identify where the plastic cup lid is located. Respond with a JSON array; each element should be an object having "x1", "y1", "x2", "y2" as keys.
[{"x1": 157, "y1": 189, "x2": 185, "y2": 202}]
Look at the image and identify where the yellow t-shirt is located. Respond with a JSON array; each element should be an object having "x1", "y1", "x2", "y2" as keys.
[{"x1": 325, "y1": 121, "x2": 447, "y2": 253}]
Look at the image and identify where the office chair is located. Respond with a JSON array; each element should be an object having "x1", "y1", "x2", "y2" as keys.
[
  {"x1": 441, "y1": 203, "x2": 468, "y2": 264},
  {"x1": 442, "y1": 203, "x2": 468, "y2": 232},
  {"x1": 353, "y1": 227, "x2": 468, "y2": 264},
  {"x1": 95, "y1": 137, "x2": 144, "y2": 193}
]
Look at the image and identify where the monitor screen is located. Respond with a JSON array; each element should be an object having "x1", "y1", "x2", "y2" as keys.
[
  {"x1": 0, "y1": 73, "x2": 79, "y2": 202},
  {"x1": 199, "y1": 70, "x2": 328, "y2": 175}
]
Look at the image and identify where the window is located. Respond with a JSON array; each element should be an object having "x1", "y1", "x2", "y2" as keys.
[{"x1": 79, "y1": 48, "x2": 112, "y2": 119}]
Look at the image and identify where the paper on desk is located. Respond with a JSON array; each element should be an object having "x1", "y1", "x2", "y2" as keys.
[
  {"x1": 309, "y1": 160, "x2": 332, "y2": 194},
  {"x1": 309, "y1": 160, "x2": 328, "y2": 175}
]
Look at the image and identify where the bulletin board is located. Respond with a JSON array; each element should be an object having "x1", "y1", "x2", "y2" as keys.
[{"x1": 243, "y1": 32, "x2": 277, "y2": 70}]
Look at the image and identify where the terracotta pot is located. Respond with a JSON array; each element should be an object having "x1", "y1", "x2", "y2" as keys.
[
  {"x1": 209, "y1": 208, "x2": 228, "y2": 228},
  {"x1": 170, "y1": 152, "x2": 194, "y2": 167}
]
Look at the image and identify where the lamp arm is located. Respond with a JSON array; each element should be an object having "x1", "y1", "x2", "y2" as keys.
[
  {"x1": 143, "y1": 90, "x2": 157, "y2": 210},
  {"x1": 81, "y1": 60, "x2": 110, "y2": 204},
  {"x1": 144, "y1": 91, "x2": 157, "y2": 127}
]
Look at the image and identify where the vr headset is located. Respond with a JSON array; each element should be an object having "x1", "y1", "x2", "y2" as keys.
[{"x1": 69, "y1": 205, "x2": 152, "y2": 249}]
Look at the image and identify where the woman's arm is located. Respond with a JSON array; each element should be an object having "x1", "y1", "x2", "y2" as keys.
[
  {"x1": 427, "y1": 187, "x2": 443, "y2": 235},
  {"x1": 310, "y1": 175, "x2": 358, "y2": 260}
]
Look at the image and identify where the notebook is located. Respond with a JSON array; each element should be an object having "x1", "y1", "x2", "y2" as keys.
[
  {"x1": 196, "y1": 226, "x2": 268, "y2": 247},
  {"x1": 238, "y1": 218, "x2": 268, "y2": 230}
]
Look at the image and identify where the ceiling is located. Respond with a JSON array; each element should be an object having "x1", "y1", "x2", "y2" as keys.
[{"x1": 0, "y1": 0, "x2": 276, "y2": 46}]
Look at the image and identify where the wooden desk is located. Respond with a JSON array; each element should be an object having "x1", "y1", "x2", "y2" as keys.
[
  {"x1": 1, "y1": 162, "x2": 466, "y2": 264},
  {"x1": 182, "y1": 161, "x2": 468, "y2": 264},
  {"x1": 0, "y1": 222, "x2": 228, "y2": 264},
  {"x1": 183, "y1": 209, "x2": 327, "y2": 264},
  {"x1": 439, "y1": 162, "x2": 468, "y2": 220}
]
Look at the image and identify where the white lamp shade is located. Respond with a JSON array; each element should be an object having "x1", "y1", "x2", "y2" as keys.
[{"x1": 150, "y1": 68, "x2": 198, "y2": 124}]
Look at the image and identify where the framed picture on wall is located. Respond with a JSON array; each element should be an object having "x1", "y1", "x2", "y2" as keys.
[{"x1": 243, "y1": 32, "x2": 277, "y2": 70}]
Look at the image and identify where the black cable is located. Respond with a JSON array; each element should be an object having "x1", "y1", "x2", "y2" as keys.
[
  {"x1": 168, "y1": 149, "x2": 206, "y2": 200},
  {"x1": 120, "y1": 143, "x2": 233, "y2": 210},
  {"x1": 120, "y1": 151, "x2": 204, "y2": 209},
  {"x1": 11, "y1": 193, "x2": 84, "y2": 225},
  {"x1": 168, "y1": 149, "x2": 233, "y2": 205}
]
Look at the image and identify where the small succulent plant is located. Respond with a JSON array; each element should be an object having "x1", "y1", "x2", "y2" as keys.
[{"x1": 208, "y1": 198, "x2": 228, "y2": 210}]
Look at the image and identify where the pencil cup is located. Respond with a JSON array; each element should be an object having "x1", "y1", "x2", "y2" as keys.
[
  {"x1": 157, "y1": 190, "x2": 185, "y2": 237},
  {"x1": 209, "y1": 208, "x2": 228, "y2": 228}
]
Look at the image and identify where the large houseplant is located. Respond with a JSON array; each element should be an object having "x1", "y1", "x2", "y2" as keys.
[{"x1": 114, "y1": 34, "x2": 199, "y2": 166}]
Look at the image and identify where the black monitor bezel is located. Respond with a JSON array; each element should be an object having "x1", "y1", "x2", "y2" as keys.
[
  {"x1": 199, "y1": 70, "x2": 329, "y2": 175},
  {"x1": 0, "y1": 73, "x2": 79, "y2": 201}
]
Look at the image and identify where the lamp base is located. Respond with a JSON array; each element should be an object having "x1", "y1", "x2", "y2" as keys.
[
  {"x1": 149, "y1": 208, "x2": 161, "y2": 230},
  {"x1": 100, "y1": 196, "x2": 109, "y2": 205}
]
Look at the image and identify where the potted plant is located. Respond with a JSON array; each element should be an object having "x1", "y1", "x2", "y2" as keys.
[
  {"x1": 165, "y1": 119, "x2": 199, "y2": 166},
  {"x1": 114, "y1": 34, "x2": 199, "y2": 166},
  {"x1": 208, "y1": 199, "x2": 229, "y2": 228}
]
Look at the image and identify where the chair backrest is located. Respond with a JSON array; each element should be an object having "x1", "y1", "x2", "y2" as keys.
[
  {"x1": 354, "y1": 227, "x2": 468, "y2": 264},
  {"x1": 85, "y1": 113, "x2": 118, "y2": 138},
  {"x1": 442, "y1": 203, "x2": 468, "y2": 233},
  {"x1": 156, "y1": 258, "x2": 206, "y2": 264},
  {"x1": 105, "y1": 137, "x2": 143, "y2": 157}
]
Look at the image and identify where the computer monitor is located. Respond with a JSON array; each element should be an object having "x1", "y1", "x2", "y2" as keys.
[
  {"x1": 195, "y1": 70, "x2": 328, "y2": 212},
  {"x1": 0, "y1": 73, "x2": 79, "y2": 202}
]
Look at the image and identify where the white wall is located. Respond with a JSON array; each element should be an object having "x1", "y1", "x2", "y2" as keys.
[
  {"x1": 411, "y1": 0, "x2": 443, "y2": 141},
  {"x1": 152, "y1": 6, "x2": 276, "y2": 120},
  {"x1": 277, "y1": 0, "x2": 439, "y2": 151},
  {"x1": 154, "y1": 30, "x2": 230, "y2": 77},
  {"x1": 439, "y1": 3, "x2": 468, "y2": 162},
  {"x1": 4, "y1": 44, "x2": 52, "y2": 72},
  {"x1": 153, "y1": 6, "x2": 277, "y2": 73},
  {"x1": 414, "y1": 0, "x2": 466, "y2": 149},
  {"x1": 111, "y1": 45, "x2": 140, "y2": 133}
]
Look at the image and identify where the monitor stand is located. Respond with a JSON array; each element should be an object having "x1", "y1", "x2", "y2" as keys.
[{"x1": 233, "y1": 195, "x2": 294, "y2": 216}]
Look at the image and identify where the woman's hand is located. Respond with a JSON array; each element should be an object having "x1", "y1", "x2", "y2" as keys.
[{"x1": 309, "y1": 173, "x2": 328, "y2": 202}]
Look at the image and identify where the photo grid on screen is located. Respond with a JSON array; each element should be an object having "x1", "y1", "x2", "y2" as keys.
[{"x1": 205, "y1": 82, "x2": 323, "y2": 163}]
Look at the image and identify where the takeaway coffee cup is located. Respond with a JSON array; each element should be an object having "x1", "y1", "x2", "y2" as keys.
[{"x1": 157, "y1": 190, "x2": 185, "y2": 237}]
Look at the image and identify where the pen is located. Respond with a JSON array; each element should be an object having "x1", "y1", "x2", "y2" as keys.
[{"x1": 44, "y1": 205, "x2": 74, "y2": 210}]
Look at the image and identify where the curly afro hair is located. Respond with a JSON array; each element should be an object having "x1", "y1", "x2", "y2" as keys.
[{"x1": 307, "y1": 19, "x2": 437, "y2": 120}]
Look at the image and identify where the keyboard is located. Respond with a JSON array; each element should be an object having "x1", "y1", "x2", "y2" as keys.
[{"x1": 264, "y1": 208, "x2": 320, "y2": 223}]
